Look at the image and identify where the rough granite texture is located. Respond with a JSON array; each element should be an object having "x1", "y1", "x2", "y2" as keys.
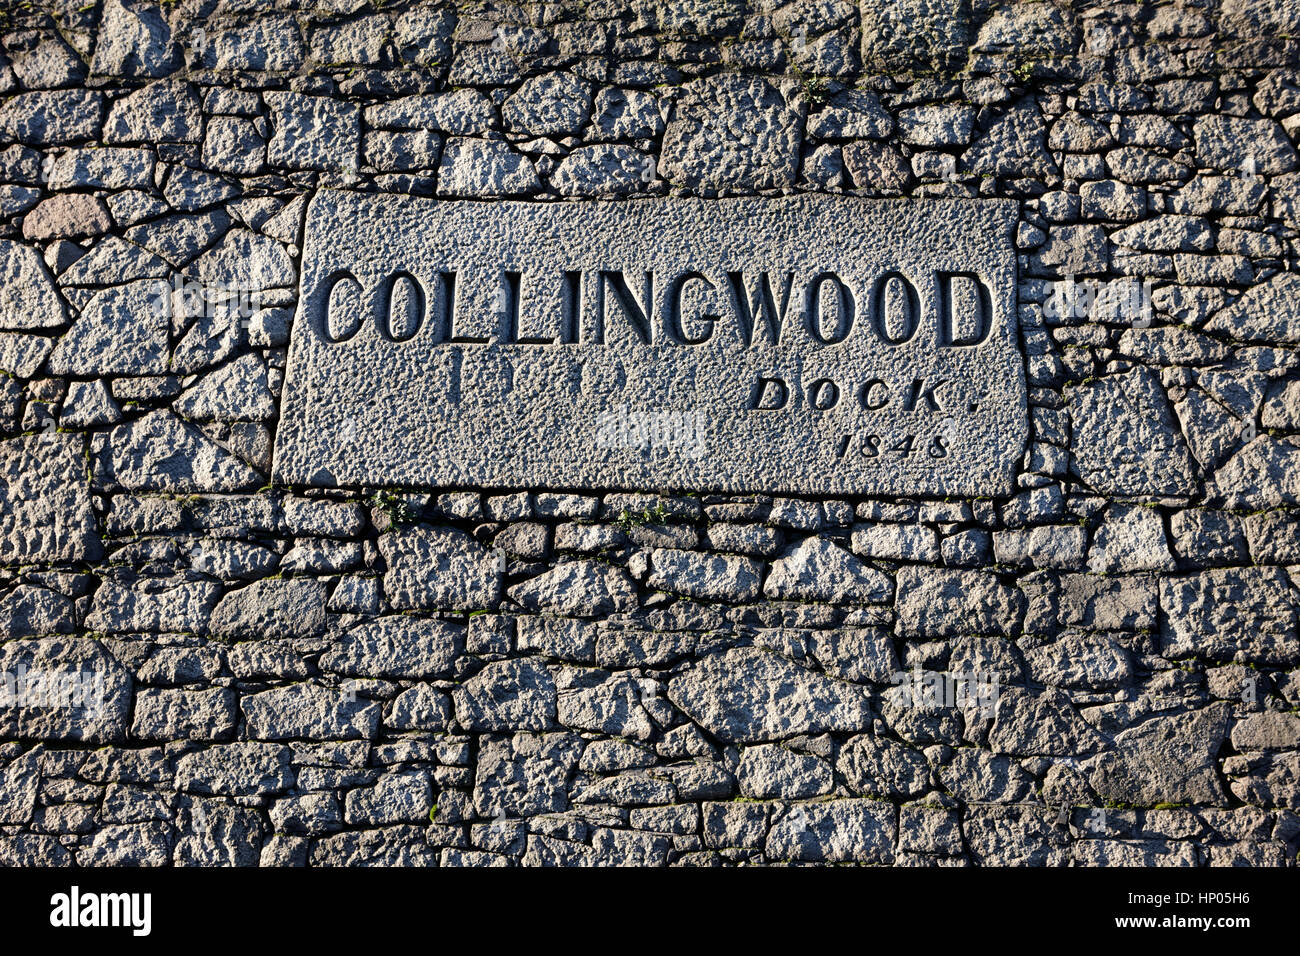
[
  {"x1": 274, "y1": 190, "x2": 1027, "y2": 495},
  {"x1": 0, "y1": 0, "x2": 1298, "y2": 868}
]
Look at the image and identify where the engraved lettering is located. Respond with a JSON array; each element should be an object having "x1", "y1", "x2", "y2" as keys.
[
  {"x1": 938, "y1": 271, "x2": 993, "y2": 347},
  {"x1": 903, "y1": 378, "x2": 946, "y2": 412},
  {"x1": 727, "y1": 271, "x2": 794, "y2": 347},
  {"x1": 665, "y1": 271, "x2": 718, "y2": 346},
  {"x1": 503, "y1": 270, "x2": 554, "y2": 345},
  {"x1": 805, "y1": 272, "x2": 856, "y2": 345},
  {"x1": 321, "y1": 270, "x2": 363, "y2": 343},
  {"x1": 808, "y1": 378, "x2": 840, "y2": 410},
  {"x1": 596, "y1": 271, "x2": 653, "y2": 345},
  {"x1": 436, "y1": 272, "x2": 484, "y2": 345},
  {"x1": 872, "y1": 271, "x2": 920, "y2": 345},
  {"x1": 749, "y1": 376, "x2": 790, "y2": 410},
  {"x1": 277, "y1": 192, "x2": 1026, "y2": 496},
  {"x1": 561, "y1": 270, "x2": 581, "y2": 345},
  {"x1": 381, "y1": 271, "x2": 424, "y2": 342},
  {"x1": 859, "y1": 378, "x2": 890, "y2": 410}
]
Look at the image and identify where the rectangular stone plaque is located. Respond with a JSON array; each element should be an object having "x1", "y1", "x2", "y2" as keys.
[{"x1": 273, "y1": 190, "x2": 1027, "y2": 495}]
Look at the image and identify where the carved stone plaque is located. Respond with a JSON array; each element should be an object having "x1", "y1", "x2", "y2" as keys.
[{"x1": 273, "y1": 190, "x2": 1027, "y2": 495}]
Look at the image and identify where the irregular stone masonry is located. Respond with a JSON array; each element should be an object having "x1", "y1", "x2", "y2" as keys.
[{"x1": 0, "y1": 0, "x2": 1297, "y2": 867}]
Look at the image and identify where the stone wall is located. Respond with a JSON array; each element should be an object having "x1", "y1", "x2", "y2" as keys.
[{"x1": 1, "y1": 0, "x2": 1298, "y2": 867}]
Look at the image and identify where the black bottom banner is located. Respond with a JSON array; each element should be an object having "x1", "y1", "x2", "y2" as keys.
[{"x1": 0, "y1": 865, "x2": 1290, "y2": 945}]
